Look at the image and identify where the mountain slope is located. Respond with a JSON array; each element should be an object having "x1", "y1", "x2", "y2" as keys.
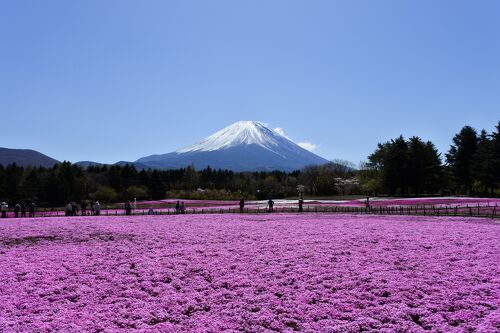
[
  {"x1": 0, "y1": 147, "x2": 60, "y2": 168},
  {"x1": 136, "y1": 121, "x2": 328, "y2": 171}
]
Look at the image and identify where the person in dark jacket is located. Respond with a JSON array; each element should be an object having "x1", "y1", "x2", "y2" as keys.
[
  {"x1": 175, "y1": 201, "x2": 180, "y2": 214},
  {"x1": 21, "y1": 202, "x2": 27, "y2": 217},
  {"x1": 125, "y1": 200, "x2": 132, "y2": 216},
  {"x1": 239, "y1": 199, "x2": 245, "y2": 213},
  {"x1": 28, "y1": 202, "x2": 36, "y2": 217},
  {"x1": 268, "y1": 199, "x2": 274, "y2": 212},
  {"x1": 81, "y1": 201, "x2": 87, "y2": 216},
  {"x1": 298, "y1": 197, "x2": 304, "y2": 212},
  {"x1": 71, "y1": 202, "x2": 78, "y2": 216},
  {"x1": 14, "y1": 203, "x2": 21, "y2": 218}
]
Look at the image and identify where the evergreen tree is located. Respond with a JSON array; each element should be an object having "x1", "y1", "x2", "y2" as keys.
[
  {"x1": 492, "y1": 121, "x2": 500, "y2": 190},
  {"x1": 446, "y1": 126, "x2": 478, "y2": 194},
  {"x1": 407, "y1": 137, "x2": 442, "y2": 195},
  {"x1": 472, "y1": 130, "x2": 495, "y2": 194}
]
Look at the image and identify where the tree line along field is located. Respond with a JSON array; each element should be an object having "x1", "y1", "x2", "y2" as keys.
[{"x1": 0, "y1": 213, "x2": 498, "y2": 332}]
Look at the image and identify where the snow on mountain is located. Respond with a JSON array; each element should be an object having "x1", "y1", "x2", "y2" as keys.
[
  {"x1": 135, "y1": 121, "x2": 329, "y2": 171},
  {"x1": 177, "y1": 121, "x2": 284, "y2": 154}
]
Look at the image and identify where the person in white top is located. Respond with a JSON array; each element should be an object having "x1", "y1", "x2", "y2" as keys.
[
  {"x1": 94, "y1": 201, "x2": 101, "y2": 216},
  {"x1": 1, "y1": 202, "x2": 8, "y2": 218}
]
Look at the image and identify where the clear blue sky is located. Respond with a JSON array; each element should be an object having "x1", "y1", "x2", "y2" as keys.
[{"x1": 1, "y1": 1, "x2": 499, "y2": 165}]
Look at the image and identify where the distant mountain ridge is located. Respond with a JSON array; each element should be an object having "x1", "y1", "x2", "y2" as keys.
[
  {"x1": 135, "y1": 121, "x2": 329, "y2": 171},
  {"x1": 0, "y1": 147, "x2": 60, "y2": 168}
]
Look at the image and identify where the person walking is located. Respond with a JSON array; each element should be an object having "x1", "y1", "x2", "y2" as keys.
[
  {"x1": 1, "y1": 202, "x2": 8, "y2": 218},
  {"x1": 94, "y1": 201, "x2": 101, "y2": 216},
  {"x1": 239, "y1": 199, "x2": 245, "y2": 213},
  {"x1": 268, "y1": 199, "x2": 274, "y2": 213},
  {"x1": 14, "y1": 203, "x2": 21, "y2": 218},
  {"x1": 21, "y1": 202, "x2": 27, "y2": 217}
]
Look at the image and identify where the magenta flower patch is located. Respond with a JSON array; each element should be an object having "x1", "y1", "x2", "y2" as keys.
[{"x1": 0, "y1": 214, "x2": 498, "y2": 332}]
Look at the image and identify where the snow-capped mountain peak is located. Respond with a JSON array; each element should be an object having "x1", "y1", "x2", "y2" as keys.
[
  {"x1": 176, "y1": 121, "x2": 288, "y2": 153},
  {"x1": 135, "y1": 121, "x2": 329, "y2": 171}
]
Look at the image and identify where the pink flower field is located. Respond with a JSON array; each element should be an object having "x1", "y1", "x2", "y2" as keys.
[{"x1": 1, "y1": 214, "x2": 499, "y2": 332}]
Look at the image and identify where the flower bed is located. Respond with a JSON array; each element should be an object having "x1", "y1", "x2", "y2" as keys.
[{"x1": 0, "y1": 214, "x2": 498, "y2": 332}]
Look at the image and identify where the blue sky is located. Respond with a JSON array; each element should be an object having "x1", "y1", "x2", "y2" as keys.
[{"x1": 1, "y1": 1, "x2": 499, "y2": 165}]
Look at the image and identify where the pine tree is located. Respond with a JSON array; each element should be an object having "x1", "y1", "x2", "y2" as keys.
[
  {"x1": 446, "y1": 126, "x2": 478, "y2": 195},
  {"x1": 472, "y1": 130, "x2": 495, "y2": 194}
]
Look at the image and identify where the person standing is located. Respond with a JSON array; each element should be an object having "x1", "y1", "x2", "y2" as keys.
[
  {"x1": 90, "y1": 200, "x2": 95, "y2": 215},
  {"x1": 268, "y1": 199, "x2": 274, "y2": 213},
  {"x1": 94, "y1": 201, "x2": 101, "y2": 215},
  {"x1": 125, "y1": 200, "x2": 132, "y2": 216},
  {"x1": 71, "y1": 202, "x2": 78, "y2": 216},
  {"x1": 180, "y1": 202, "x2": 186, "y2": 214},
  {"x1": 14, "y1": 203, "x2": 21, "y2": 218},
  {"x1": 298, "y1": 197, "x2": 304, "y2": 212},
  {"x1": 239, "y1": 199, "x2": 245, "y2": 213},
  {"x1": 28, "y1": 202, "x2": 36, "y2": 217},
  {"x1": 81, "y1": 201, "x2": 87, "y2": 216},
  {"x1": 21, "y1": 202, "x2": 27, "y2": 217},
  {"x1": 175, "y1": 201, "x2": 180, "y2": 214},
  {"x1": 1, "y1": 202, "x2": 8, "y2": 218}
]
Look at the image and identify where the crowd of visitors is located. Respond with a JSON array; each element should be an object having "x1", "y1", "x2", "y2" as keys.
[
  {"x1": 0, "y1": 197, "x2": 314, "y2": 218},
  {"x1": 64, "y1": 200, "x2": 101, "y2": 216},
  {"x1": 1, "y1": 201, "x2": 36, "y2": 218}
]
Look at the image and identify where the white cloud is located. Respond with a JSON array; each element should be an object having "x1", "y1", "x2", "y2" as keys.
[
  {"x1": 274, "y1": 127, "x2": 318, "y2": 152},
  {"x1": 298, "y1": 142, "x2": 318, "y2": 152},
  {"x1": 273, "y1": 127, "x2": 288, "y2": 138}
]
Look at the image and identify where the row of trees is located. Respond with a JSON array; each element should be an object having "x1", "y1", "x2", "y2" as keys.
[
  {"x1": 360, "y1": 121, "x2": 500, "y2": 196},
  {"x1": 0, "y1": 161, "x2": 356, "y2": 207}
]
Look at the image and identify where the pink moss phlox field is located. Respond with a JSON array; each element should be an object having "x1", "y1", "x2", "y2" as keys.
[{"x1": 1, "y1": 214, "x2": 499, "y2": 332}]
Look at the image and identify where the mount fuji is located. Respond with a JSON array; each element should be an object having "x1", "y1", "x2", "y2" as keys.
[{"x1": 135, "y1": 121, "x2": 329, "y2": 171}]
